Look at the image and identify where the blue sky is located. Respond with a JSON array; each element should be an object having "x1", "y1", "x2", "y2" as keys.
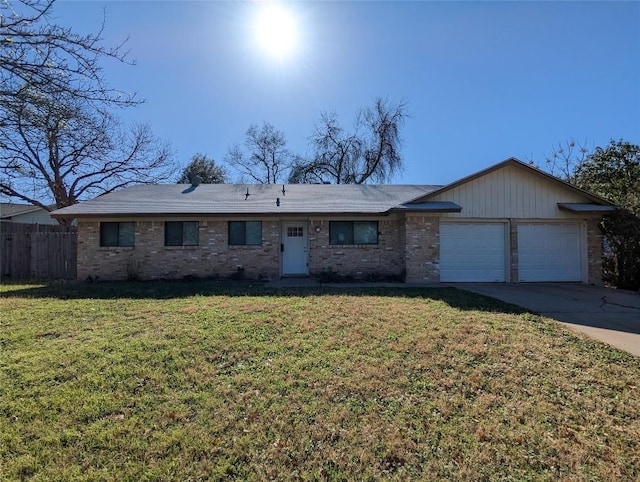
[{"x1": 53, "y1": 1, "x2": 640, "y2": 185}]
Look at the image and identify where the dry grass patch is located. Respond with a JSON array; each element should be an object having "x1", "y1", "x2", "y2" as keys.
[{"x1": 1, "y1": 281, "x2": 638, "y2": 481}]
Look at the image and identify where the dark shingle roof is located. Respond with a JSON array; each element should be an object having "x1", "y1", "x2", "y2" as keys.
[{"x1": 51, "y1": 184, "x2": 443, "y2": 218}]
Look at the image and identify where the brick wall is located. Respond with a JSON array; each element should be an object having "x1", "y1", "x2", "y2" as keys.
[
  {"x1": 76, "y1": 215, "x2": 605, "y2": 284},
  {"x1": 509, "y1": 219, "x2": 518, "y2": 283},
  {"x1": 307, "y1": 217, "x2": 405, "y2": 279},
  {"x1": 586, "y1": 218, "x2": 603, "y2": 285},
  {"x1": 79, "y1": 217, "x2": 409, "y2": 282},
  {"x1": 77, "y1": 219, "x2": 280, "y2": 281},
  {"x1": 403, "y1": 214, "x2": 440, "y2": 282}
]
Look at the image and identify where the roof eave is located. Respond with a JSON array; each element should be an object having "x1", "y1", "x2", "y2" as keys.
[
  {"x1": 557, "y1": 203, "x2": 618, "y2": 214},
  {"x1": 0, "y1": 206, "x2": 43, "y2": 218},
  {"x1": 51, "y1": 210, "x2": 398, "y2": 219},
  {"x1": 390, "y1": 207, "x2": 463, "y2": 214}
]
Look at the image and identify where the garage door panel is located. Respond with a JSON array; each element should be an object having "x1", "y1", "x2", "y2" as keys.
[
  {"x1": 440, "y1": 223, "x2": 506, "y2": 282},
  {"x1": 518, "y1": 223, "x2": 581, "y2": 282}
]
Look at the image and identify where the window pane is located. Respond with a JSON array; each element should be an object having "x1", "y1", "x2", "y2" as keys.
[
  {"x1": 245, "y1": 221, "x2": 262, "y2": 245},
  {"x1": 165, "y1": 221, "x2": 183, "y2": 246},
  {"x1": 100, "y1": 223, "x2": 119, "y2": 247},
  {"x1": 229, "y1": 221, "x2": 245, "y2": 245},
  {"x1": 183, "y1": 221, "x2": 199, "y2": 246},
  {"x1": 330, "y1": 221, "x2": 353, "y2": 245},
  {"x1": 118, "y1": 222, "x2": 135, "y2": 247},
  {"x1": 354, "y1": 221, "x2": 378, "y2": 244}
]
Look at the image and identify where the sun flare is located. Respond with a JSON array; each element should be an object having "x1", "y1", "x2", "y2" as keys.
[{"x1": 254, "y1": 4, "x2": 298, "y2": 60}]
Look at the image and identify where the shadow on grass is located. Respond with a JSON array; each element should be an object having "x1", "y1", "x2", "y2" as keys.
[{"x1": 0, "y1": 279, "x2": 529, "y2": 315}]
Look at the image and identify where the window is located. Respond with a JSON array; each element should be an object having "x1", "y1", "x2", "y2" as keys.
[
  {"x1": 165, "y1": 221, "x2": 199, "y2": 246},
  {"x1": 100, "y1": 222, "x2": 135, "y2": 247},
  {"x1": 287, "y1": 226, "x2": 303, "y2": 237},
  {"x1": 329, "y1": 221, "x2": 378, "y2": 245},
  {"x1": 229, "y1": 221, "x2": 262, "y2": 245}
]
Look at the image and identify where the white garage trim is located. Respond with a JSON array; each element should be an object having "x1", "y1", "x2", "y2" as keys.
[
  {"x1": 517, "y1": 222, "x2": 585, "y2": 282},
  {"x1": 440, "y1": 222, "x2": 508, "y2": 282}
]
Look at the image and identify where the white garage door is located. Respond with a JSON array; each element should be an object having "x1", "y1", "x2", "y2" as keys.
[
  {"x1": 440, "y1": 223, "x2": 506, "y2": 282},
  {"x1": 518, "y1": 223, "x2": 582, "y2": 282}
]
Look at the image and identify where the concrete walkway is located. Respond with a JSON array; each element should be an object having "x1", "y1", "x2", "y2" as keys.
[{"x1": 452, "y1": 283, "x2": 640, "y2": 357}]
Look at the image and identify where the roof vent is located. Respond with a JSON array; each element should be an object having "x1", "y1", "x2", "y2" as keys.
[{"x1": 189, "y1": 174, "x2": 202, "y2": 187}]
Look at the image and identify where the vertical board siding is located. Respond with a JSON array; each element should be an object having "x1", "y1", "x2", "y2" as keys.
[
  {"x1": 434, "y1": 164, "x2": 588, "y2": 218},
  {"x1": 0, "y1": 224, "x2": 77, "y2": 280}
]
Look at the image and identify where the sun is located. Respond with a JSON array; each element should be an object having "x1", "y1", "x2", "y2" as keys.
[{"x1": 254, "y1": 4, "x2": 298, "y2": 61}]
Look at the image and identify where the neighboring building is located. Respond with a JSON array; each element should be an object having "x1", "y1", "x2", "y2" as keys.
[
  {"x1": 51, "y1": 158, "x2": 616, "y2": 283},
  {"x1": 0, "y1": 203, "x2": 57, "y2": 225}
]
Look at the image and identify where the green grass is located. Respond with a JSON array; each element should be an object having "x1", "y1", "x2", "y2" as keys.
[{"x1": 1, "y1": 280, "x2": 638, "y2": 481}]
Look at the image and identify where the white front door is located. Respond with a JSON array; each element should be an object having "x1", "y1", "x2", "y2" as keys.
[{"x1": 282, "y1": 222, "x2": 308, "y2": 276}]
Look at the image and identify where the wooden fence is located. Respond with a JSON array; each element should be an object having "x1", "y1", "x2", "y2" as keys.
[{"x1": 1, "y1": 223, "x2": 77, "y2": 280}]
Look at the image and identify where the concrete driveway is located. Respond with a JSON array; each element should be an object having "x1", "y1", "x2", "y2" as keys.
[{"x1": 451, "y1": 283, "x2": 640, "y2": 356}]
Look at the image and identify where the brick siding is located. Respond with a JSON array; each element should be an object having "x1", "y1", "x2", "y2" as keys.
[
  {"x1": 586, "y1": 218, "x2": 603, "y2": 285},
  {"x1": 77, "y1": 219, "x2": 280, "y2": 281},
  {"x1": 509, "y1": 219, "x2": 518, "y2": 283},
  {"x1": 77, "y1": 217, "x2": 409, "y2": 282},
  {"x1": 76, "y1": 215, "x2": 604, "y2": 284},
  {"x1": 403, "y1": 214, "x2": 440, "y2": 282},
  {"x1": 307, "y1": 217, "x2": 404, "y2": 280}
]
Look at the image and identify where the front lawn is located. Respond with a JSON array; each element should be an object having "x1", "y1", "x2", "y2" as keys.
[{"x1": 1, "y1": 281, "x2": 638, "y2": 481}]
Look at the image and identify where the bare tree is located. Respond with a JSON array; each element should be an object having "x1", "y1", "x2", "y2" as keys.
[
  {"x1": 290, "y1": 98, "x2": 408, "y2": 184},
  {"x1": 225, "y1": 122, "x2": 291, "y2": 184},
  {"x1": 544, "y1": 139, "x2": 590, "y2": 183},
  {"x1": 178, "y1": 154, "x2": 227, "y2": 184},
  {"x1": 0, "y1": 88, "x2": 173, "y2": 224},
  {"x1": 289, "y1": 112, "x2": 361, "y2": 184},
  {"x1": 0, "y1": 0, "x2": 175, "y2": 221},
  {"x1": 358, "y1": 97, "x2": 406, "y2": 183},
  {"x1": 1, "y1": 0, "x2": 139, "y2": 115}
]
